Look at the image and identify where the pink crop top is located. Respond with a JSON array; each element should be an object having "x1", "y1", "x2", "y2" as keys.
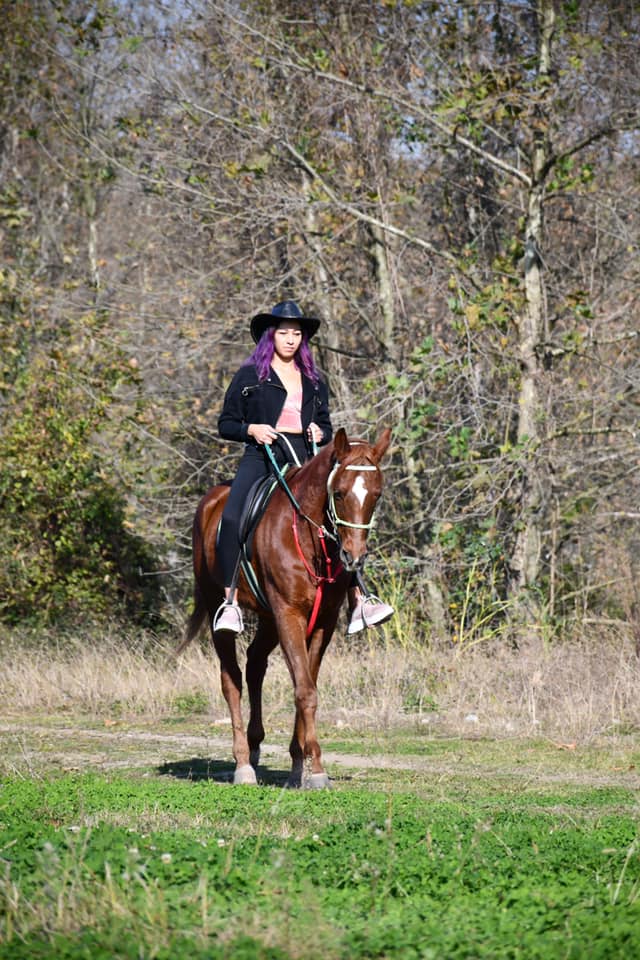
[{"x1": 275, "y1": 388, "x2": 303, "y2": 433}]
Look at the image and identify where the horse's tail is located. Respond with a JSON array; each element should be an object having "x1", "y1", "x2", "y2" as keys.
[{"x1": 175, "y1": 585, "x2": 208, "y2": 657}]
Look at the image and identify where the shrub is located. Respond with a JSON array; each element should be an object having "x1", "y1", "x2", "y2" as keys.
[{"x1": 0, "y1": 314, "x2": 162, "y2": 627}]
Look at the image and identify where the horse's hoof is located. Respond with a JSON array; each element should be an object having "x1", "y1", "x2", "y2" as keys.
[
  {"x1": 303, "y1": 772, "x2": 331, "y2": 790},
  {"x1": 249, "y1": 748, "x2": 261, "y2": 769},
  {"x1": 233, "y1": 764, "x2": 258, "y2": 786}
]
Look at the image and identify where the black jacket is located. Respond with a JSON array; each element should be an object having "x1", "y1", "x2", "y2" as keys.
[{"x1": 218, "y1": 364, "x2": 333, "y2": 453}]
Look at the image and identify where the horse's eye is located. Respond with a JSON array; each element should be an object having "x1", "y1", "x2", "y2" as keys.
[{"x1": 334, "y1": 491, "x2": 343, "y2": 501}]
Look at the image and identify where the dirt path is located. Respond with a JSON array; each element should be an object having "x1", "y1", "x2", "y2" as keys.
[{"x1": 2, "y1": 717, "x2": 640, "y2": 792}]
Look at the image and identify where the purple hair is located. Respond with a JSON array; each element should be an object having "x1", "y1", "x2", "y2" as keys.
[{"x1": 243, "y1": 327, "x2": 320, "y2": 384}]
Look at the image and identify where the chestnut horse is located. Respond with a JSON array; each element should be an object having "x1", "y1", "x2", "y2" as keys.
[{"x1": 179, "y1": 427, "x2": 391, "y2": 788}]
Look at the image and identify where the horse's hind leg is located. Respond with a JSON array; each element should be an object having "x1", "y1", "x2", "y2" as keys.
[
  {"x1": 211, "y1": 629, "x2": 257, "y2": 786},
  {"x1": 246, "y1": 618, "x2": 278, "y2": 771}
]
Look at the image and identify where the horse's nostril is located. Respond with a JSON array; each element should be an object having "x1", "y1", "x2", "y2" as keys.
[
  {"x1": 340, "y1": 548, "x2": 367, "y2": 572},
  {"x1": 340, "y1": 548, "x2": 354, "y2": 570}
]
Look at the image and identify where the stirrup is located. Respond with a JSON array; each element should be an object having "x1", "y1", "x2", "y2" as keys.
[
  {"x1": 213, "y1": 601, "x2": 244, "y2": 634},
  {"x1": 363, "y1": 594, "x2": 392, "y2": 627},
  {"x1": 347, "y1": 594, "x2": 394, "y2": 635}
]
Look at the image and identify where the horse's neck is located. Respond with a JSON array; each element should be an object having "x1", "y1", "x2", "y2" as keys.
[{"x1": 293, "y1": 444, "x2": 333, "y2": 517}]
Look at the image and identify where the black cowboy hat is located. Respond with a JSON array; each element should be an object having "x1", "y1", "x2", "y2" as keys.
[{"x1": 250, "y1": 300, "x2": 321, "y2": 343}]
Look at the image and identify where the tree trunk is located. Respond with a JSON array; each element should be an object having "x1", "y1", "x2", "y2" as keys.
[
  {"x1": 369, "y1": 221, "x2": 397, "y2": 364},
  {"x1": 507, "y1": 0, "x2": 555, "y2": 622},
  {"x1": 368, "y1": 216, "x2": 449, "y2": 638},
  {"x1": 301, "y1": 170, "x2": 352, "y2": 413}
]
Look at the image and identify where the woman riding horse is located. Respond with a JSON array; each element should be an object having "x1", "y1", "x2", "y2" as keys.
[
  {"x1": 213, "y1": 300, "x2": 393, "y2": 635},
  {"x1": 183, "y1": 420, "x2": 391, "y2": 786}
]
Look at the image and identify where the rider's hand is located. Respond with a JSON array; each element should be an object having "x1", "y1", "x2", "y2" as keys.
[
  {"x1": 307, "y1": 422, "x2": 323, "y2": 445},
  {"x1": 248, "y1": 423, "x2": 278, "y2": 445}
]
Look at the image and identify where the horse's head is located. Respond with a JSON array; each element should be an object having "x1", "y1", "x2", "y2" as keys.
[{"x1": 327, "y1": 427, "x2": 392, "y2": 573}]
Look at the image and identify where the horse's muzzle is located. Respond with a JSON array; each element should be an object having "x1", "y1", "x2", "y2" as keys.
[{"x1": 339, "y1": 547, "x2": 367, "y2": 573}]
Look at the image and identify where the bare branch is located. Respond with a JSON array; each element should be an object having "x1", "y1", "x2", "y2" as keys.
[{"x1": 281, "y1": 139, "x2": 469, "y2": 274}]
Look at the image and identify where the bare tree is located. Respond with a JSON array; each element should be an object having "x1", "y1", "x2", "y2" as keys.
[{"x1": 2, "y1": 0, "x2": 639, "y2": 636}]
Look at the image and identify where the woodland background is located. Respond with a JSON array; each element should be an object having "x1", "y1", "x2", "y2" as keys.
[{"x1": 1, "y1": 0, "x2": 639, "y2": 646}]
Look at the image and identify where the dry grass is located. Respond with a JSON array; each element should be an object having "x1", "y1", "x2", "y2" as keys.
[{"x1": 2, "y1": 621, "x2": 640, "y2": 743}]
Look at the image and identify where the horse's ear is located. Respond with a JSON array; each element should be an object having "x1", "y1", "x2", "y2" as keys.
[
  {"x1": 372, "y1": 427, "x2": 392, "y2": 462},
  {"x1": 334, "y1": 427, "x2": 351, "y2": 461}
]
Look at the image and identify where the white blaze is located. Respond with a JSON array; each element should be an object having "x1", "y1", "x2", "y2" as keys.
[{"x1": 352, "y1": 474, "x2": 368, "y2": 508}]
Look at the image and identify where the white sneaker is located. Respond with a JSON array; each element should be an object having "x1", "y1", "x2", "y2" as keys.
[
  {"x1": 213, "y1": 602, "x2": 244, "y2": 634},
  {"x1": 347, "y1": 597, "x2": 394, "y2": 635}
]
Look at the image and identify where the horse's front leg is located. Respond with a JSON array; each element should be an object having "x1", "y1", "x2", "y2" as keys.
[
  {"x1": 245, "y1": 618, "x2": 278, "y2": 771},
  {"x1": 275, "y1": 607, "x2": 329, "y2": 789},
  {"x1": 211, "y1": 629, "x2": 256, "y2": 786},
  {"x1": 296, "y1": 604, "x2": 343, "y2": 788}
]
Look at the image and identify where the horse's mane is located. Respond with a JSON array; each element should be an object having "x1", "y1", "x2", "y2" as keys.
[
  {"x1": 284, "y1": 442, "x2": 332, "y2": 497},
  {"x1": 287, "y1": 434, "x2": 375, "y2": 498}
]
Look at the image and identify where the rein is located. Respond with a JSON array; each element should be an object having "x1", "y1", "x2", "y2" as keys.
[
  {"x1": 265, "y1": 436, "x2": 380, "y2": 639},
  {"x1": 264, "y1": 441, "x2": 304, "y2": 512},
  {"x1": 264, "y1": 440, "x2": 338, "y2": 541},
  {"x1": 264, "y1": 438, "x2": 340, "y2": 638}
]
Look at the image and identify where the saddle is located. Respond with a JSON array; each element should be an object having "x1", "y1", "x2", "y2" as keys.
[
  {"x1": 238, "y1": 473, "x2": 280, "y2": 559},
  {"x1": 218, "y1": 467, "x2": 292, "y2": 609}
]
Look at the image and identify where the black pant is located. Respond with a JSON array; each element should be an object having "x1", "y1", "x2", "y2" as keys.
[{"x1": 218, "y1": 434, "x2": 309, "y2": 586}]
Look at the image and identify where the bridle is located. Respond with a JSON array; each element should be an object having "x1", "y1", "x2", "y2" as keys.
[
  {"x1": 326, "y1": 460, "x2": 380, "y2": 532},
  {"x1": 265, "y1": 437, "x2": 382, "y2": 539},
  {"x1": 300, "y1": 456, "x2": 382, "y2": 639}
]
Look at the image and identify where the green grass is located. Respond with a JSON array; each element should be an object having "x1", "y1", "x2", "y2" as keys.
[
  {"x1": 1, "y1": 765, "x2": 640, "y2": 959},
  {"x1": 3, "y1": 627, "x2": 640, "y2": 957}
]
